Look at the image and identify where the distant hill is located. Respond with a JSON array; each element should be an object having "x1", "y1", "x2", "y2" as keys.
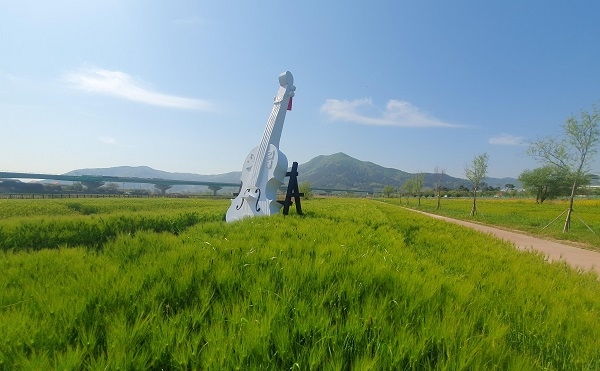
[
  {"x1": 64, "y1": 166, "x2": 241, "y2": 183},
  {"x1": 63, "y1": 166, "x2": 241, "y2": 193},
  {"x1": 298, "y1": 153, "x2": 521, "y2": 192},
  {"x1": 63, "y1": 154, "x2": 520, "y2": 194},
  {"x1": 298, "y1": 152, "x2": 481, "y2": 192}
]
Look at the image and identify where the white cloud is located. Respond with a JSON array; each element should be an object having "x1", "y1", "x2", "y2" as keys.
[
  {"x1": 64, "y1": 67, "x2": 214, "y2": 111},
  {"x1": 489, "y1": 134, "x2": 526, "y2": 145},
  {"x1": 99, "y1": 136, "x2": 117, "y2": 145},
  {"x1": 320, "y1": 98, "x2": 463, "y2": 128},
  {"x1": 99, "y1": 136, "x2": 131, "y2": 148},
  {"x1": 0, "y1": 70, "x2": 19, "y2": 83}
]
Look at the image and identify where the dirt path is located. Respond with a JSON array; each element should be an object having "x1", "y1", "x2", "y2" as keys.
[{"x1": 406, "y1": 208, "x2": 600, "y2": 277}]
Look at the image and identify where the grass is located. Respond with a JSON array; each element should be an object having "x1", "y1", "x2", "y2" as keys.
[
  {"x1": 0, "y1": 198, "x2": 226, "y2": 251},
  {"x1": 1, "y1": 198, "x2": 600, "y2": 369},
  {"x1": 387, "y1": 197, "x2": 600, "y2": 249}
]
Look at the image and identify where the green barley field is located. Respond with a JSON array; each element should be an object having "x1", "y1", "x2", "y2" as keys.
[
  {"x1": 1, "y1": 198, "x2": 600, "y2": 370},
  {"x1": 390, "y1": 197, "x2": 600, "y2": 250}
]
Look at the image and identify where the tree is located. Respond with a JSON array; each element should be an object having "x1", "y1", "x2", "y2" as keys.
[
  {"x1": 527, "y1": 104, "x2": 600, "y2": 232},
  {"x1": 382, "y1": 185, "x2": 395, "y2": 198},
  {"x1": 414, "y1": 173, "x2": 424, "y2": 206},
  {"x1": 299, "y1": 181, "x2": 313, "y2": 200},
  {"x1": 456, "y1": 185, "x2": 469, "y2": 193},
  {"x1": 70, "y1": 182, "x2": 83, "y2": 192},
  {"x1": 464, "y1": 153, "x2": 489, "y2": 216},
  {"x1": 434, "y1": 166, "x2": 446, "y2": 210},
  {"x1": 103, "y1": 182, "x2": 119, "y2": 193},
  {"x1": 402, "y1": 178, "x2": 415, "y2": 205},
  {"x1": 504, "y1": 183, "x2": 516, "y2": 197},
  {"x1": 518, "y1": 165, "x2": 571, "y2": 203}
]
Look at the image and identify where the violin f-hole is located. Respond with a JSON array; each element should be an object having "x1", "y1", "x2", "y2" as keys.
[
  {"x1": 236, "y1": 188, "x2": 251, "y2": 210},
  {"x1": 255, "y1": 188, "x2": 261, "y2": 211},
  {"x1": 235, "y1": 198, "x2": 245, "y2": 210}
]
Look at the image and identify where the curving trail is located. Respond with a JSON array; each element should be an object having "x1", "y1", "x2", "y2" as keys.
[{"x1": 405, "y1": 208, "x2": 600, "y2": 277}]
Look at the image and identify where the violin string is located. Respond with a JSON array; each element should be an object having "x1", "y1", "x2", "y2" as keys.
[
  {"x1": 251, "y1": 105, "x2": 277, "y2": 184},
  {"x1": 250, "y1": 86, "x2": 285, "y2": 185}
]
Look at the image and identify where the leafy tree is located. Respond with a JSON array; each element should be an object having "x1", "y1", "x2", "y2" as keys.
[
  {"x1": 464, "y1": 153, "x2": 489, "y2": 216},
  {"x1": 456, "y1": 185, "x2": 469, "y2": 193},
  {"x1": 483, "y1": 185, "x2": 497, "y2": 193},
  {"x1": 43, "y1": 183, "x2": 63, "y2": 193},
  {"x1": 382, "y1": 185, "x2": 395, "y2": 198},
  {"x1": 518, "y1": 166, "x2": 571, "y2": 203},
  {"x1": 299, "y1": 181, "x2": 313, "y2": 200},
  {"x1": 414, "y1": 173, "x2": 424, "y2": 206},
  {"x1": 401, "y1": 174, "x2": 425, "y2": 205},
  {"x1": 527, "y1": 104, "x2": 600, "y2": 231},
  {"x1": 103, "y1": 183, "x2": 119, "y2": 193},
  {"x1": 70, "y1": 182, "x2": 84, "y2": 192},
  {"x1": 434, "y1": 166, "x2": 446, "y2": 210},
  {"x1": 402, "y1": 178, "x2": 415, "y2": 205}
]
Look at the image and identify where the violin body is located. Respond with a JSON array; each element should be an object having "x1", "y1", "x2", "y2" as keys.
[
  {"x1": 226, "y1": 71, "x2": 295, "y2": 222},
  {"x1": 226, "y1": 144, "x2": 288, "y2": 221}
]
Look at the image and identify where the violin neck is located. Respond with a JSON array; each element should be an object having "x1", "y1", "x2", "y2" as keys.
[{"x1": 249, "y1": 72, "x2": 295, "y2": 183}]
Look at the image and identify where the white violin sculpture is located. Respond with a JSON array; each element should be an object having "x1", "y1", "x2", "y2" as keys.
[{"x1": 226, "y1": 71, "x2": 296, "y2": 222}]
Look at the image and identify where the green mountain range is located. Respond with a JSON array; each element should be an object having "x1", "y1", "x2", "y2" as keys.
[
  {"x1": 65, "y1": 152, "x2": 520, "y2": 194},
  {"x1": 298, "y1": 152, "x2": 478, "y2": 192}
]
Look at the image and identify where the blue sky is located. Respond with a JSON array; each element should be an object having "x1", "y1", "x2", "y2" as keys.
[{"x1": 2, "y1": 1, "x2": 599, "y2": 179}]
